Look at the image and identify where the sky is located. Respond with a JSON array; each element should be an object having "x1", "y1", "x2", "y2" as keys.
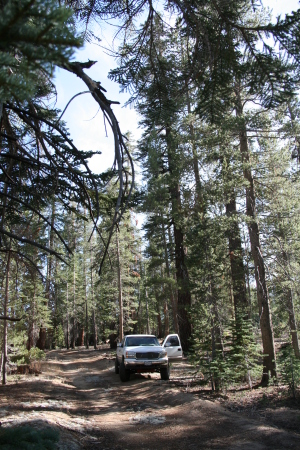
[{"x1": 54, "y1": 0, "x2": 300, "y2": 175}]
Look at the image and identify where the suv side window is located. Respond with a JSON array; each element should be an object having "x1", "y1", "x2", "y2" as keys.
[{"x1": 166, "y1": 335, "x2": 179, "y2": 346}]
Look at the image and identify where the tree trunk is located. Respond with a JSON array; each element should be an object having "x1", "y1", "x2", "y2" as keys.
[
  {"x1": 279, "y1": 239, "x2": 300, "y2": 358},
  {"x1": 161, "y1": 213, "x2": 178, "y2": 333},
  {"x1": 210, "y1": 283, "x2": 224, "y2": 392},
  {"x1": 243, "y1": 227, "x2": 252, "y2": 319},
  {"x1": 78, "y1": 324, "x2": 84, "y2": 346},
  {"x1": 2, "y1": 249, "x2": 10, "y2": 385},
  {"x1": 90, "y1": 238, "x2": 98, "y2": 349},
  {"x1": 84, "y1": 217, "x2": 89, "y2": 349},
  {"x1": 166, "y1": 126, "x2": 191, "y2": 352},
  {"x1": 225, "y1": 196, "x2": 248, "y2": 329},
  {"x1": 37, "y1": 202, "x2": 55, "y2": 350},
  {"x1": 236, "y1": 90, "x2": 276, "y2": 385},
  {"x1": 71, "y1": 255, "x2": 76, "y2": 349},
  {"x1": 185, "y1": 84, "x2": 203, "y2": 212},
  {"x1": 66, "y1": 282, "x2": 69, "y2": 349},
  {"x1": 164, "y1": 299, "x2": 169, "y2": 337},
  {"x1": 157, "y1": 301, "x2": 163, "y2": 338},
  {"x1": 116, "y1": 228, "x2": 123, "y2": 340},
  {"x1": 145, "y1": 287, "x2": 150, "y2": 334},
  {"x1": 287, "y1": 288, "x2": 300, "y2": 358},
  {"x1": 174, "y1": 224, "x2": 191, "y2": 351},
  {"x1": 27, "y1": 284, "x2": 36, "y2": 351}
]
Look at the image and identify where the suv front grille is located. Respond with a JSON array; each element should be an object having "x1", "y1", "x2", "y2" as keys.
[{"x1": 136, "y1": 352, "x2": 160, "y2": 360}]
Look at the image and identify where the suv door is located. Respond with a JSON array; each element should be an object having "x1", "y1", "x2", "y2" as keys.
[
  {"x1": 116, "y1": 338, "x2": 125, "y2": 362},
  {"x1": 162, "y1": 334, "x2": 182, "y2": 360}
]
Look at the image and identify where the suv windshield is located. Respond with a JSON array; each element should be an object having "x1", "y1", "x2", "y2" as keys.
[{"x1": 125, "y1": 336, "x2": 159, "y2": 347}]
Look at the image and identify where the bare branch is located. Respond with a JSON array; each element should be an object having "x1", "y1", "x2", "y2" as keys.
[{"x1": 0, "y1": 315, "x2": 24, "y2": 322}]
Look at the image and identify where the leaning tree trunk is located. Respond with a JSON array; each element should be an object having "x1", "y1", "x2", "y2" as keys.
[{"x1": 236, "y1": 90, "x2": 276, "y2": 385}]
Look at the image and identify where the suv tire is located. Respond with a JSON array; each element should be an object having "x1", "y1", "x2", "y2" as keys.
[
  {"x1": 119, "y1": 361, "x2": 130, "y2": 382},
  {"x1": 160, "y1": 365, "x2": 170, "y2": 380},
  {"x1": 115, "y1": 357, "x2": 119, "y2": 374}
]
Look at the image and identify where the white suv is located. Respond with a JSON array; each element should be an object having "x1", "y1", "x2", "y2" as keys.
[{"x1": 115, "y1": 334, "x2": 169, "y2": 382}]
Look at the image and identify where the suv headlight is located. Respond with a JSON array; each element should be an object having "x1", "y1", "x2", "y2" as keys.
[
  {"x1": 125, "y1": 351, "x2": 136, "y2": 359},
  {"x1": 159, "y1": 350, "x2": 167, "y2": 358}
]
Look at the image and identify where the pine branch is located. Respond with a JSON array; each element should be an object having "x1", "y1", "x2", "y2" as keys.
[{"x1": 0, "y1": 228, "x2": 68, "y2": 263}]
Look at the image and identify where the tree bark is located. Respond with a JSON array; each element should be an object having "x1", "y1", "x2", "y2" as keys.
[
  {"x1": 161, "y1": 213, "x2": 178, "y2": 333},
  {"x1": 278, "y1": 237, "x2": 300, "y2": 358},
  {"x1": 225, "y1": 197, "x2": 248, "y2": 318},
  {"x1": 2, "y1": 249, "x2": 10, "y2": 385},
  {"x1": 236, "y1": 90, "x2": 276, "y2": 385},
  {"x1": 145, "y1": 287, "x2": 150, "y2": 334},
  {"x1": 66, "y1": 282, "x2": 69, "y2": 349},
  {"x1": 71, "y1": 255, "x2": 76, "y2": 349},
  {"x1": 84, "y1": 214, "x2": 89, "y2": 349},
  {"x1": 38, "y1": 202, "x2": 55, "y2": 350},
  {"x1": 157, "y1": 301, "x2": 163, "y2": 338},
  {"x1": 210, "y1": 282, "x2": 224, "y2": 392},
  {"x1": 27, "y1": 284, "x2": 36, "y2": 351},
  {"x1": 166, "y1": 126, "x2": 192, "y2": 352},
  {"x1": 116, "y1": 228, "x2": 123, "y2": 340},
  {"x1": 287, "y1": 288, "x2": 300, "y2": 358},
  {"x1": 90, "y1": 237, "x2": 98, "y2": 349}
]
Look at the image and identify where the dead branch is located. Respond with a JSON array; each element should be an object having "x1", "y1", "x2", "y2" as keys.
[{"x1": 0, "y1": 315, "x2": 24, "y2": 321}]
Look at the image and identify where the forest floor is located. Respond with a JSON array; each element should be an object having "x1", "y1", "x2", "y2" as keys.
[{"x1": 0, "y1": 346, "x2": 300, "y2": 449}]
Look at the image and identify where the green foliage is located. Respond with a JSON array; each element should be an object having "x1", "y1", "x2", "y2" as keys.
[
  {"x1": 190, "y1": 304, "x2": 227, "y2": 390},
  {"x1": 0, "y1": 0, "x2": 81, "y2": 102},
  {"x1": 225, "y1": 315, "x2": 262, "y2": 386},
  {"x1": 0, "y1": 426, "x2": 59, "y2": 450},
  {"x1": 10, "y1": 347, "x2": 45, "y2": 365},
  {"x1": 53, "y1": 325, "x2": 65, "y2": 349},
  {"x1": 277, "y1": 343, "x2": 300, "y2": 398},
  {"x1": 191, "y1": 304, "x2": 261, "y2": 390}
]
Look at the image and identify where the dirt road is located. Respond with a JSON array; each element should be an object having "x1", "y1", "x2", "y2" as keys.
[{"x1": 0, "y1": 347, "x2": 300, "y2": 449}]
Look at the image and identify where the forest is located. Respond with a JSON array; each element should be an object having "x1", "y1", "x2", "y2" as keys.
[{"x1": 1, "y1": 0, "x2": 300, "y2": 393}]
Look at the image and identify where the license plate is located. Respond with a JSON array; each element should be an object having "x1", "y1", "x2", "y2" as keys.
[{"x1": 144, "y1": 361, "x2": 152, "y2": 366}]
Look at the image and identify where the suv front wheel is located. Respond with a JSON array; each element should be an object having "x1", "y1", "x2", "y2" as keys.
[
  {"x1": 119, "y1": 361, "x2": 130, "y2": 382},
  {"x1": 115, "y1": 357, "x2": 119, "y2": 374},
  {"x1": 160, "y1": 365, "x2": 170, "y2": 380}
]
